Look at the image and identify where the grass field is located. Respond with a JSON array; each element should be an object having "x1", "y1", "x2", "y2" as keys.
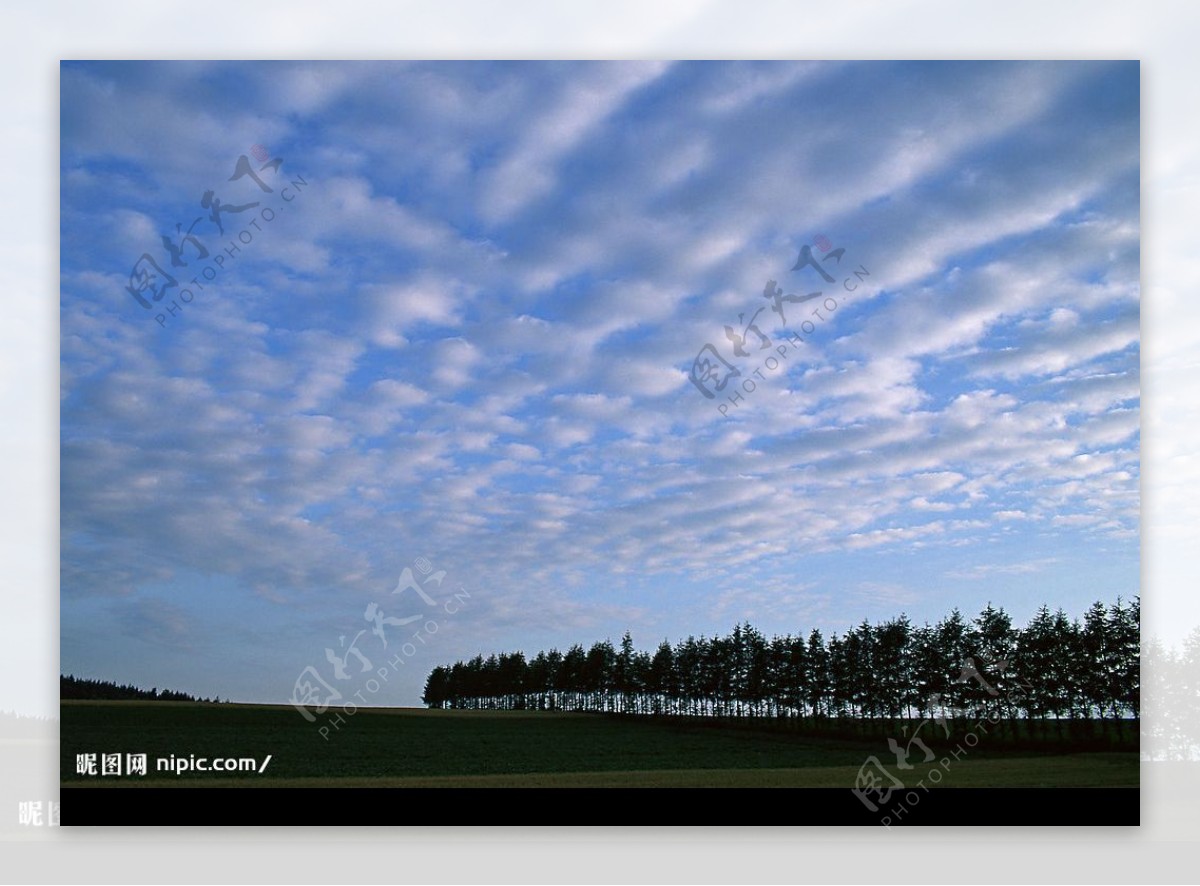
[{"x1": 60, "y1": 701, "x2": 1138, "y2": 788}]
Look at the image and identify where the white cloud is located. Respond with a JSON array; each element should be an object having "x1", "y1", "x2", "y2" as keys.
[{"x1": 60, "y1": 61, "x2": 1141, "y2": 705}]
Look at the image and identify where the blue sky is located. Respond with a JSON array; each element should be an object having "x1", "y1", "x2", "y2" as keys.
[{"x1": 60, "y1": 60, "x2": 1140, "y2": 707}]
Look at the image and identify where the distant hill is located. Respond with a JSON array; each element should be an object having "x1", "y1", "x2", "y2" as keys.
[{"x1": 60, "y1": 674, "x2": 223, "y2": 703}]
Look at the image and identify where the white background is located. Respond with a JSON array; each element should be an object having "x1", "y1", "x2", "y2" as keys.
[{"x1": 3, "y1": 0, "x2": 1196, "y2": 882}]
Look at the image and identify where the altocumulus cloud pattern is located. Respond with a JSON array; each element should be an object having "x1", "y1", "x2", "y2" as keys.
[{"x1": 60, "y1": 61, "x2": 1139, "y2": 708}]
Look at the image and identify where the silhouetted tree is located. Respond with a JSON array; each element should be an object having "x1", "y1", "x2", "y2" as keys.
[
  {"x1": 60, "y1": 675, "x2": 214, "y2": 703},
  {"x1": 423, "y1": 598, "x2": 1139, "y2": 725}
]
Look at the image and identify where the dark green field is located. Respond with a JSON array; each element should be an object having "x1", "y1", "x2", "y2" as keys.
[{"x1": 60, "y1": 701, "x2": 1138, "y2": 788}]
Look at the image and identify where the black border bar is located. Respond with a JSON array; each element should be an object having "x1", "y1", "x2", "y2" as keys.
[{"x1": 61, "y1": 787, "x2": 1138, "y2": 827}]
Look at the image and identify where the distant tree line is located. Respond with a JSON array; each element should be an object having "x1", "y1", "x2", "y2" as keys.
[
  {"x1": 60, "y1": 674, "x2": 222, "y2": 704},
  {"x1": 1142, "y1": 629, "x2": 1200, "y2": 760},
  {"x1": 423, "y1": 599, "x2": 1139, "y2": 721},
  {"x1": 0, "y1": 710, "x2": 56, "y2": 742}
]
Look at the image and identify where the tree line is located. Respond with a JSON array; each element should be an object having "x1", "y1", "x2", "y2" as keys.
[
  {"x1": 1142, "y1": 629, "x2": 1200, "y2": 760},
  {"x1": 60, "y1": 674, "x2": 223, "y2": 704},
  {"x1": 422, "y1": 599, "x2": 1139, "y2": 721}
]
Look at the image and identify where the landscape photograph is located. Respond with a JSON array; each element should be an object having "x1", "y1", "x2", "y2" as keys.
[{"x1": 59, "y1": 59, "x2": 1141, "y2": 826}]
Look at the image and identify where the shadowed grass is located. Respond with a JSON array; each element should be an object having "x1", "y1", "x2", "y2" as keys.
[{"x1": 61, "y1": 702, "x2": 1138, "y2": 788}]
